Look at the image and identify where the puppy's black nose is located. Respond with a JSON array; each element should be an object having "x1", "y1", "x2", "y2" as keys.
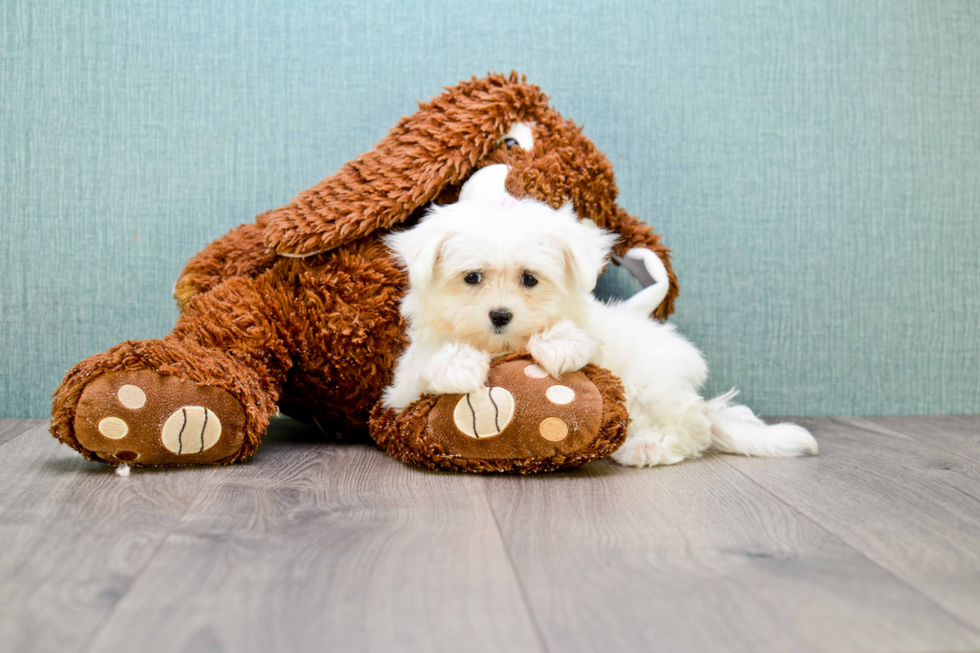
[{"x1": 489, "y1": 308, "x2": 513, "y2": 328}]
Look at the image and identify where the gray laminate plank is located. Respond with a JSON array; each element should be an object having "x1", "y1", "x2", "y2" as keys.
[
  {"x1": 0, "y1": 421, "x2": 217, "y2": 653},
  {"x1": 860, "y1": 415, "x2": 980, "y2": 464},
  {"x1": 85, "y1": 420, "x2": 542, "y2": 653},
  {"x1": 485, "y1": 454, "x2": 980, "y2": 653},
  {"x1": 0, "y1": 418, "x2": 44, "y2": 446},
  {"x1": 723, "y1": 416, "x2": 980, "y2": 632}
]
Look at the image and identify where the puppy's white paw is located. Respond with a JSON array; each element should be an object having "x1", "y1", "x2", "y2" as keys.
[
  {"x1": 527, "y1": 320, "x2": 597, "y2": 379},
  {"x1": 612, "y1": 429, "x2": 670, "y2": 467},
  {"x1": 382, "y1": 382, "x2": 424, "y2": 412},
  {"x1": 422, "y1": 343, "x2": 491, "y2": 396}
]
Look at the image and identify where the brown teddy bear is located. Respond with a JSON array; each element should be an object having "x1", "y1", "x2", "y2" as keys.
[{"x1": 50, "y1": 72, "x2": 678, "y2": 473}]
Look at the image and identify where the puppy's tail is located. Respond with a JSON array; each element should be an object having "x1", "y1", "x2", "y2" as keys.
[{"x1": 705, "y1": 390, "x2": 817, "y2": 457}]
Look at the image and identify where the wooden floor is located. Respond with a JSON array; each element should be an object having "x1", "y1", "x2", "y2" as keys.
[{"x1": 2, "y1": 416, "x2": 980, "y2": 653}]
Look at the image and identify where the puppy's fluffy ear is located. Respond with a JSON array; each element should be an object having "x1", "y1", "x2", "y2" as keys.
[
  {"x1": 385, "y1": 217, "x2": 453, "y2": 292},
  {"x1": 555, "y1": 204, "x2": 618, "y2": 292}
]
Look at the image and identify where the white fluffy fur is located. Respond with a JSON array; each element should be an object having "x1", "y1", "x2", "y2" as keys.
[{"x1": 384, "y1": 199, "x2": 818, "y2": 466}]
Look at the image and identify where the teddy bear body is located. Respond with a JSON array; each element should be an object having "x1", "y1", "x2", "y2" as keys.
[{"x1": 184, "y1": 235, "x2": 410, "y2": 433}]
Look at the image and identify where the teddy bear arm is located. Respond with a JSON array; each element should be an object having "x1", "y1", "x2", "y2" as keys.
[{"x1": 174, "y1": 212, "x2": 279, "y2": 310}]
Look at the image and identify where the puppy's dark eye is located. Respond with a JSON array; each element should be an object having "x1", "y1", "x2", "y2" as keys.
[
  {"x1": 502, "y1": 137, "x2": 519, "y2": 150},
  {"x1": 521, "y1": 272, "x2": 538, "y2": 287},
  {"x1": 464, "y1": 272, "x2": 482, "y2": 285}
]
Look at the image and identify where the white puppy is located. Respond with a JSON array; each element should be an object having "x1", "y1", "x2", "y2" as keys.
[{"x1": 384, "y1": 199, "x2": 817, "y2": 466}]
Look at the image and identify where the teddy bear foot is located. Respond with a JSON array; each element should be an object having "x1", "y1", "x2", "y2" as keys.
[
  {"x1": 51, "y1": 339, "x2": 274, "y2": 467},
  {"x1": 72, "y1": 370, "x2": 247, "y2": 466},
  {"x1": 369, "y1": 353, "x2": 630, "y2": 474}
]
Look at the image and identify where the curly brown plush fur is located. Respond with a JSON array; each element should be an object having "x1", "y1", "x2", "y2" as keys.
[{"x1": 51, "y1": 72, "x2": 675, "y2": 471}]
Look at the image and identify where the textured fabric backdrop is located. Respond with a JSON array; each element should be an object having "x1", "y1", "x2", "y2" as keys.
[{"x1": 2, "y1": 0, "x2": 978, "y2": 418}]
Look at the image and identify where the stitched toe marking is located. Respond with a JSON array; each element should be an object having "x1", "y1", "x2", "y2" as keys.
[
  {"x1": 453, "y1": 387, "x2": 515, "y2": 438},
  {"x1": 161, "y1": 406, "x2": 222, "y2": 454}
]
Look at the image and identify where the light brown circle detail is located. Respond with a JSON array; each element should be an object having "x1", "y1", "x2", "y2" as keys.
[
  {"x1": 117, "y1": 384, "x2": 146, "y2": 409},
  {"x1": 539, "y1": 417, "x2": 569, "y2": 442},
  {"x1": 545, "y1": 385, "x2": 575, "y2": 405},
  {"x1": 523, "y1": 364, "x2": 548, "y2": 379},
  {"x1": 161, "y1": 406, "x2": 222, "y2": 454},
  {"x1": 98, "y1": 417, "x2": 129, "y2": 439}
]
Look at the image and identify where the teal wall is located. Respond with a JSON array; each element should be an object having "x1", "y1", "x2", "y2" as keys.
[{"x1": 2, "y1": 0, "x2": 978, "y2": 418}]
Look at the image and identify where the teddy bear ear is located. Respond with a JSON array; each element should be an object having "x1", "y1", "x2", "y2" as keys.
[{"x1": 264, "y1": 72, "x2": 549, "y2": 258}]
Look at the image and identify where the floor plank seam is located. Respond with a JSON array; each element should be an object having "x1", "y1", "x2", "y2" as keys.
[
  {"x1": 717, "y1": 454, "x2": 980, "y2": 639},
  {"x1": 76, "y1": 467, "x2": 220, "y2": 653},
  {"x1": 0, "y1": 420, "x2": 49, "y2": 449},
  {"x1": 480, "y1": 480, "x2": 552, "y2": 653},
  {"x1": 848, "y1": 416, "x2": 980, "y2": 468},
  {"x1": 835, "y1": 417, "x2": 980, "y2": 494}
]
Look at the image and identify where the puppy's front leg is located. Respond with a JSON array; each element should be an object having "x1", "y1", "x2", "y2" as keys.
[
  {"x1": 527, "y1": 320, "x2": 597, "y2": 379},
  {"x1": 421, "y1": 342, "x2": 492, "y2": 396}
]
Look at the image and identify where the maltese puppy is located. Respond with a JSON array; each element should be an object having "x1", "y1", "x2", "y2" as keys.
[{"x1": 383, "y1": 199, "x2": 817, "y2": 466}]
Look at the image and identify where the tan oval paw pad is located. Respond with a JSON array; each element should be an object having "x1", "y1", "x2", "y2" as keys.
[
  {"x1": 117, "y1": 384, "x2": 146, "y2": 409},
  {"x1": 523, "y1": 364, "x2": 549, "y2": 379},
  {"x1": 98, "y1": 417, "x2": 129, "y2": 439},
  {"x1": 545, "y1": 385, "x2": 575, "y2": 405}
]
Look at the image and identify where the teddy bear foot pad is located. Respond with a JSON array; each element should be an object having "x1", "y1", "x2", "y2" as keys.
[
  {"x1": 426, "y1": 360, "x2": 604, "y2": 460},
  {"x1": 370, "y1": 354, "x2": 630, "y2": 474},
  {"x1": 74, "y1": 370, "x2": 247, "y2": 466}
]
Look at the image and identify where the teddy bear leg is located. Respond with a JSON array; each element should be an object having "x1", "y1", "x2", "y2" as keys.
[
  {"x1": 51, "y1": 276, "x2": 291, "y2": 467},
  {"x1": 369, "y1": 353, "x2": 630, "y2": 474}
]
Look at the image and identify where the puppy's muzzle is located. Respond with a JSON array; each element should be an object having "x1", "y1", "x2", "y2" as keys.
[{"x1": 489, "y1": 308, "x2": 513, "y2": 330}]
